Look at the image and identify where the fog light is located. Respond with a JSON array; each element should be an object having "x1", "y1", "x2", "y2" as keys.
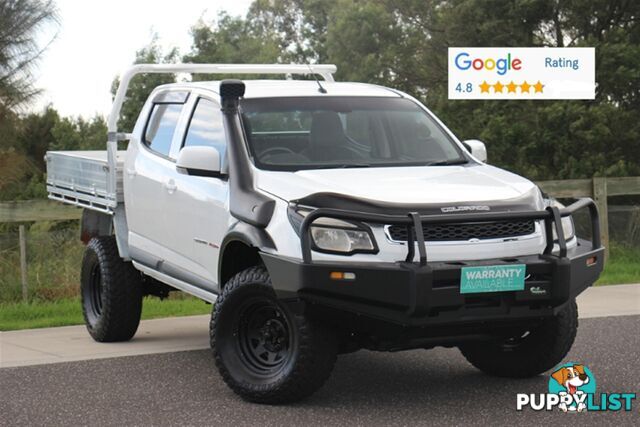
[
  {"x1": 586, "y1": 256, "x2": 597, "y2": 267},
  {"x1": 330, "y1": 271, "x2": 356, "y2": 280}
]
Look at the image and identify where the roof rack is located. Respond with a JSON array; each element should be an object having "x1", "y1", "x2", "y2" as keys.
[
  {"x1": 105, "y1": 63, "x2": 337, "y2": 199},
  {"x1": 108, "y1": 63, "x2": 336, "y2": 133}
]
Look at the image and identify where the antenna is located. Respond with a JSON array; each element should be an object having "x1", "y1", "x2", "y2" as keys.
[{"x1": 308, "y1": 64, "x2": 327, "y2": 93}]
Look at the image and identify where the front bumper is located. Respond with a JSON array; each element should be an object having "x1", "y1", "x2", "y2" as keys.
[{"x1": 262, "y1": 198, "x2": 604, "y2": 327}]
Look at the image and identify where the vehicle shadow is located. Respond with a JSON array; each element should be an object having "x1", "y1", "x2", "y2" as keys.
[{"x1": 307, "y1": 347, "x2": 546, "y2": 411}]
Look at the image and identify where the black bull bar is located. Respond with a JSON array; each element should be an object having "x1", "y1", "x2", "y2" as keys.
[{"x1": 299, "y1": 197, "x2": 602, "y2": 264}]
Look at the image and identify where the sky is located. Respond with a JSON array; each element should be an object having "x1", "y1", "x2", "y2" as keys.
[{"x1": 32, "y1": 0, "x2": 253, "y2": 118}]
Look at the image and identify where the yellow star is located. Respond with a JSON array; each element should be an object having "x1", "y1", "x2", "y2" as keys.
[
  {"x1": 493, "y1": 81, "x2": 504, "y2": 93},
  {"x1": 507, "y1": 81, "x2": 517, "y2": 93},
  {"x1": 479, "y1": 81, "x2": 490, "y2": 93},
  {"x1": 534, "y1": 81, "x2": 544, "y2": 93},
  {"x1": 520, "y1": 81, "x2": 531, "y2": 93}
]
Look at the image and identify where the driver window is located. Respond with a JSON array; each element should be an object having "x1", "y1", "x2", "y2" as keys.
[{"x1": 183, "y1": 98, "x2": 226, "y2": 161}]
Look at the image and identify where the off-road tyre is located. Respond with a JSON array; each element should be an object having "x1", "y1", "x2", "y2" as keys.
[
  {"x1": 459, "y1": 299, "x2": 578, "y2": 378},
  {"x1": 211, "y1": 266, "x2": 337, "y2": 404},
  {"x1": 81, "y1": 236, "x2": 143, "y2": 342}
]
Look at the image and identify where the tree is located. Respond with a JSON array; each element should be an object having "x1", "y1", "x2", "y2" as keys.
[
  {"x1": 110, "y1": 39, "x2": 179, "y2": 132},
  {"x1": 0, "y1": 106, "x2": 58, "y2": 199},
  {"x1": 184, "y1": 12, "x2": 281, "y2": 72},
  {"x1": 0, "y1": 148, "x2": 44, "y2": 200},
  {"x1": 248, "y1": 0, "x2": 337, "y2": 63},
  {"x1": 0, "y1": 0, "x2": 57, "y2": 200},
  {"x1": 51, "y1": 115, "x2": 107, "y2": 151},
  {"x1": 16, "y1": 105, "x2": 58, "y2": 168},
  {"x1": 0, "y1": 0, "x2": 58, "y2": 109}
]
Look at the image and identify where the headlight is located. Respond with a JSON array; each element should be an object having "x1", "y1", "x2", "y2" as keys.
[
  {"x1": 548, "y1": 200, "x2": 576, "y2": 240},
  {"x1": 291, "y1": 208, "x2": 378, "y2": 255},
  {"x1": 310, "y1": 225, "x2": 376, "y2": 254}
]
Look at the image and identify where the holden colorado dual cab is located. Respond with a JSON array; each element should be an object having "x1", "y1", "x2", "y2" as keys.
[{"x1": 45, "y1": 64, "x2": 604, "y2": 404}]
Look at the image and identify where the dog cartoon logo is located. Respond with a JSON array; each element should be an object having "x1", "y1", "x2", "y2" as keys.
[
  {"x1": 519, "y1": 363, "x2": 634, "y2": 412},
  {"x1": 549, "y1": 363, "x2": 596, "y2": 412}
]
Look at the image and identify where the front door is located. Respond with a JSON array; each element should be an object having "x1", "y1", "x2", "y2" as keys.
[{"x1": 165, "y1": 97, "x2": 230, "y2": 291}]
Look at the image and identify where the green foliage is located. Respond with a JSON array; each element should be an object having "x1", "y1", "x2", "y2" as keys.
[
  {"x1": 327, "y1": 1, "x2": 403, "y2": 85},
  {"x1": 0, "y1": 107, "x2": 58, "y2": 200},
  {"x1": 15, "y1": 106, "x2": 59, "y2": 168},
  {"x1": 186, "y1": 12, "x2": 281, "y2": 65},
  {"x1": 51, "y1": 115, "x2": 107, "y2": 151},
  {"x1": 0, "y1": 107, "x2": 19, "y2": 150},
  {"x1": 248, "y1": 0, "x2": 337, "y2": 62},
  {"x1": 183, "y1": 11, "x2": 283, "y2": 83},
  {"x1": 111, "y1": 39, "x2": 180, "y2": 132},
  {"x1": 0, "y1": 149, "x2": 44, "y2": 200}
]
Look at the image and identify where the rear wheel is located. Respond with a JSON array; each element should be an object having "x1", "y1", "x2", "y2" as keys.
[
  {"x1": 459, "y1": 300, "x2": 578, "y2": 377},
  {"x1": 211, "y1": 266, "x2": 337, "y2": 404},
  {"x1": 81, "y1": 236, "x2": 143, "y2": 342}
]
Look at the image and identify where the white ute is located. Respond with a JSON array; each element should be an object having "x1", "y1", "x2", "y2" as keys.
[{"x1": 46, "y1": 64, "x2": 604, "y2": 404}]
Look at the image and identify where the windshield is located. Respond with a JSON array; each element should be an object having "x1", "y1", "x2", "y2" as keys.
[{"x1": 240, "y1": 97, "x2": 467, "y2": 171}]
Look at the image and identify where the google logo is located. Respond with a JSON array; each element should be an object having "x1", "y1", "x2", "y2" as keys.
[{"x1": 454, "y1": 52, "x2": 522, "y2": 75}]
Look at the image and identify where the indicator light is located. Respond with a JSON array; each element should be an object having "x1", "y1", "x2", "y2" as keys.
[{"x1": 330, "y1": 272, "x2": 356, "y2": 280}]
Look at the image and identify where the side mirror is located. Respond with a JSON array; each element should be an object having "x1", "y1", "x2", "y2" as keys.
[
  {"x1": 176, "y1": 146, "x2": 222, "y2": 177},
  {"x1": 462, "y1": 139, "x2": 487, "y2": 163}
]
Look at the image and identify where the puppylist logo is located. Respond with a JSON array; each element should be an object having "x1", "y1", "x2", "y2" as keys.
[
  {"x1": 516, "y1": 363, "x2": 637, "y2": 413},
  {"x1": 448, "y1": 47, "x2": 595, "y2": 100}
]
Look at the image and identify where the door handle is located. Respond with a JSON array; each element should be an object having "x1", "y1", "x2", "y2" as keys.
[
  {"x1": 126, "y1": 168, "x2": 137, "y2": 178},
  {"x1": 164, "y1": 180, "x2": 177, "y2": 194}
]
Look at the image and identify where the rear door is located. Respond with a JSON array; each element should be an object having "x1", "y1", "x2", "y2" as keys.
[{"x1": 124, "y1": 90, "x2": 190, "y2": 270}]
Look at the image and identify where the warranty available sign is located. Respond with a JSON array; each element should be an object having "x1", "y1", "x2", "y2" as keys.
[
  {"x1": 448, "y1": 47, "x2": 595, "y2": 100},
  {"x1": 460, "y1": 264, "x2": 526, "y2": 293}
]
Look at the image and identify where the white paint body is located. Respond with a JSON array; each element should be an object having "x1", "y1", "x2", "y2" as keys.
[{"x1": 121, "y1": 79, "x2": 574, "y2": 297}]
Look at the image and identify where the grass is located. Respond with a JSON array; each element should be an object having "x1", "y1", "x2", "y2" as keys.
[
  {"x1": 596, "y1": 244, "x2": 640, "y2": 286},
  {"x1": 0, "y1": 296, "x2": 211, "y2": 331}
]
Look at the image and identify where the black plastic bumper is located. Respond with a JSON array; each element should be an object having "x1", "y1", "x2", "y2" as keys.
[{"x1": 261, "y1": 198, "x2": 605, "y2": 327}]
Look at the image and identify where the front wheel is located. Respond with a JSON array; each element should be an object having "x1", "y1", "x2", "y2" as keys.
[
  {"x1": 459, "y1": 300, "x2": 578, "y2": 378},
  {"x1": 211, "y1": 266, "x2": 337, "y2": 404}
]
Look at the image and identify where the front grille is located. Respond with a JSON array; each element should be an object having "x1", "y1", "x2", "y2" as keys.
[{"x1": 387, "y1": 220, "x2": 536, "y2": 242}]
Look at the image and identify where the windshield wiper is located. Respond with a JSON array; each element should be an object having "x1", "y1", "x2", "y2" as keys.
[{"x1": 425, "y1": 159, "x2": 469, "y2": 166}]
